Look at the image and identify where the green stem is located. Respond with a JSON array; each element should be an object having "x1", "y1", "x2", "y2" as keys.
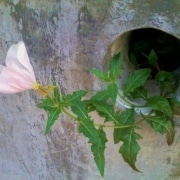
[
  {"x1": 62, "y1": 108, "x2": 136, "y2": 129},
  {"x1": 95, "y1": 123, "x2": 135, "y2": 129},
  {"x1": 62, "y1": 108, "x2": 78, "y2": 121},
  {"x1": 142, "y1": 52, "x2": 161, "y2": 72},
  {"x1": 135, "y1": 111, "x2": 153, "y2": 124},
  {"x1": 141, "y1": 52, "x2": 149, "y2": 59}
]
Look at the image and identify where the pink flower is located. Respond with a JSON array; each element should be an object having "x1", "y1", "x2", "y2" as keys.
[{"x1": 0, "y1": 41, "x2": 38, "y2": 93}]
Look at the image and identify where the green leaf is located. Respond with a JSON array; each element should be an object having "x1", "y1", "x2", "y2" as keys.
[
  {"x1": 63, "y1": 90, "x2": 87, "y2": 105},
  {"x1": 113, "y1": 108, "x2": 135, "y2": 144},
  {"x1": 45, "y1": 107, "x2": 61, "y2": 134},
  {"x1": 84, "y1": 90, "x2": 110, "y2": 113},
  {"x1": 119, "y1": 130, "x2": 142, "y2": 172},
  {"x1": 71, "y1": 101, "x2": 101, "y2": 144},
  {"x1": 123, "y1": 69, "x2": 151, "y2": 96},
  {"x1": 129, "y1": 86, "x2": 148, "y2": 100},
  {"x1": 90, "y1": 90, "x2": 110, "y2": 102},
  {"x1": 37, "y1": 89, "x2": 62, "y2": 134},
  {"x1": 91, "y1": 102, "x2": 119, "y2": 124},
  {"x1": 70, "y1": 101, "x2": 107, "y2": 177},
  {"x1": 145, "y1": 116, "x2": 175, "y2": 145},
  {"x1": 146, "y1": 96, "x2": 173, "y2": 119},
  {"x1": 107, "y1": 83, "x2": 118, "y2": 105},
  {"x1": 91, "y1": 128, "x2": 107, "y2": 177},
  {"x1": 156, "y1": 71, "x2": 176, "y2": 82},
  {"x1": 129, "y1": 52, "x2": 138, "y2": 66},
  {"x1": 53, "y1": 86, "x2": 61, "y2": 102},
  {"x1": 38, "y1": 97, "x2": 58, "y2": 112},
  {"x1": 155, "y1": 71, "x2": 178, "y2": 94},
  {"x1": 87, "y1": 83, "x2": 118, "y2": 106},
  {"x1": 148, "y1": 49, "x2": 158, "y2": 66},
  {"x1": 108, "y1": 53, "x2": 122, "y2": 80},
  {"x1": 90, "y1": 53, "x2": 122, "y2": 83},
  {"x1": 168, "y1": 98, "x2": 180, "y2": 115},
  {"x1": 90, "y1": 68, "x2": 109, "y2": 82}
]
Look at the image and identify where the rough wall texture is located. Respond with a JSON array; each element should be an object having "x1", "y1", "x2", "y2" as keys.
[{"x1": 0, "y1": 0, "x2": 180, "y2": 180}]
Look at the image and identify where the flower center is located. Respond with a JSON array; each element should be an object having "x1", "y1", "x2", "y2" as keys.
[
  {"x1": 33, "y1": 82, "x2": 56, "y2": 96},
  {"x1": 33, "y1": 82, "x2": 40, "y2": 90}
]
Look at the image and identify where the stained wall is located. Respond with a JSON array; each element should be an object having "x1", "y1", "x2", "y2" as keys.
[{"x1": 0, "y1": 1, "x2": 180, "y2": 179}]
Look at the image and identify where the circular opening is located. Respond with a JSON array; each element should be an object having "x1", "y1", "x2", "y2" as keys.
[
  {"x1": 108, "y1": 28, "x2": 180, "y2": 114},
  {"x1": 128, "y1": 28, "x2": 180, "y2": 78}
]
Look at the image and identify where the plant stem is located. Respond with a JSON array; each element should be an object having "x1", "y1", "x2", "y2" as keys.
[
  {"x1": 141, "y1": 52, "x2": 149, "y2": 59},
  {"x1": 62, "y1": 108, "x2": 78, "y2": 121},
  {"x1": 62, "y1": 107, "x2": 135, "y2": 129},
  {"x1": 95, "y1": 123, "x2": 135, "y2": 129},
  {"x1": 141, "y1": 52, "x2": 161, "y2": 72},
  {"x1": 135, "y1": 111, "x2": 153, "y2": 124}
]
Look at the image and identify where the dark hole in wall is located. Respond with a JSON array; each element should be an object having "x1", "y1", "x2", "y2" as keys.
[{"x1": 128, "y1": 28, "x2": 180, "y2": 77}]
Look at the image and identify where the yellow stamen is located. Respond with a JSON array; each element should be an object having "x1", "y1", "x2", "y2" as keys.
[
  {"x1": 33, "y1": 82, "x2": 40, "y2": 90},
  {"x1": 33, "y1": 83, "x2": 56, "y2": 96}
]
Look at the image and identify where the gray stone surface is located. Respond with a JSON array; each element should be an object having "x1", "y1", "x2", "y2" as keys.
[{"x1": 0, "y1": 0, "x2": 180, "y2": 179}]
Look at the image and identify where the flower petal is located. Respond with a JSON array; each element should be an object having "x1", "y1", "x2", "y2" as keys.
[
  {"x1": 0, "y1": 65, "x2": 35, "y2": 93},
  {"x1": 5, "y1": 41, "x2": 36, "y2": 82}
]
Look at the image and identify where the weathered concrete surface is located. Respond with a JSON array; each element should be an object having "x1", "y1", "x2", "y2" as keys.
[{"x1": 0, "y1": 0, "x2": 180, "y2": 179}]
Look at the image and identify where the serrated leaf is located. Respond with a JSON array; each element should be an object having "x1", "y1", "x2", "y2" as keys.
[
  {"x1": 146, "y1": 96, "x2": 172, "y2": 119},
  {"x1": 71, "y1": 101, "x2": 101, "y2": 144},
  {"x1": 91, "y1": 102, "x2": 119, "y2": 124},
  {"x1": 45, "y1": 107, "x2": 61, "y2": 134},
  {"x1": 108, "y1": 53, "x2": 122, "y2": 80},
  {"x1": 107, "y1": 83, "x2": 118, "y2": 105},
  {"x1": 148, "y1": 49, "x2": 158, "y2": 66},
  {"x1": 168, "y1": 98, "x2": 180, "y2": 115},
  {"x1": 84, "y1": 90, "x2": 110, "y2": 113},
  {"x1": 91, "y1": 128, "x2": 107, "y2": 177},
  {"x1": 155, "y1": 71, "x2": 178, "y2": 94},
  {"x1": 123, "y1": 69, "x2": 151, "y2": 96},
  {"x1": 145, "y1": 116, "x2": 175, "y2": 145},
  {"x1": 70, "y1": 101, "x2": 107, "y2": 176},
  {"x1": 90, "y1": 53, "x2": 122, "y2": 83},
  {"x1": 90, "y1": 68, "x2": 109, "y2": 82},
  {"x1": 129, "y1": 86, "x2": 148, "y2": 100},
  {"x1": 53, "y1": 86, "x2": 61, "y2": 102},
  {"x1": 119, "y1": 130, "x2": 142, "y2": 172},
  {"x1": 90, "y1": 90, "x2": 110, "y2": 102},
  {"x1": 63, "y1": 90, "x2": 87, "y2": 105},
  {"x1": 87, "y1": 83, "x2": 118, "y2": 107},
  {"x1": 114, "y1": 108, "x2": 135, "y2": 144},
  {"x1": 38, "y1": 97, "x2": 58, "y2": 112}
]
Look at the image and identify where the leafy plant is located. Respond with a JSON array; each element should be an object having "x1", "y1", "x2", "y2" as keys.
[{"x1": 38, "y1": 50, "x2": 179, "y2": 177}]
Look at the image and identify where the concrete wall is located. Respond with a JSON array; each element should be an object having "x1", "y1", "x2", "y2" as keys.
[{"x1": 0, "y1": 0, "x2": 180, "y2": 179}]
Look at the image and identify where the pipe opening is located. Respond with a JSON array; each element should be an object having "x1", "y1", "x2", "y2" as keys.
[
  {"x1": 108, "y1": 28, "x2": 180, "y2": 113},
  {"x1": 128, "y1": 28, "x2": 180, "y2": 78}
]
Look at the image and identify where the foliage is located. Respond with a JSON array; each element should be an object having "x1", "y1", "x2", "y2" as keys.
[
  {"x1": 38, "y1": 49, "x2": 179, "y2": 178},
  {"x1": 123, "y1": 68, "x2": 151, "y2": 96}
]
